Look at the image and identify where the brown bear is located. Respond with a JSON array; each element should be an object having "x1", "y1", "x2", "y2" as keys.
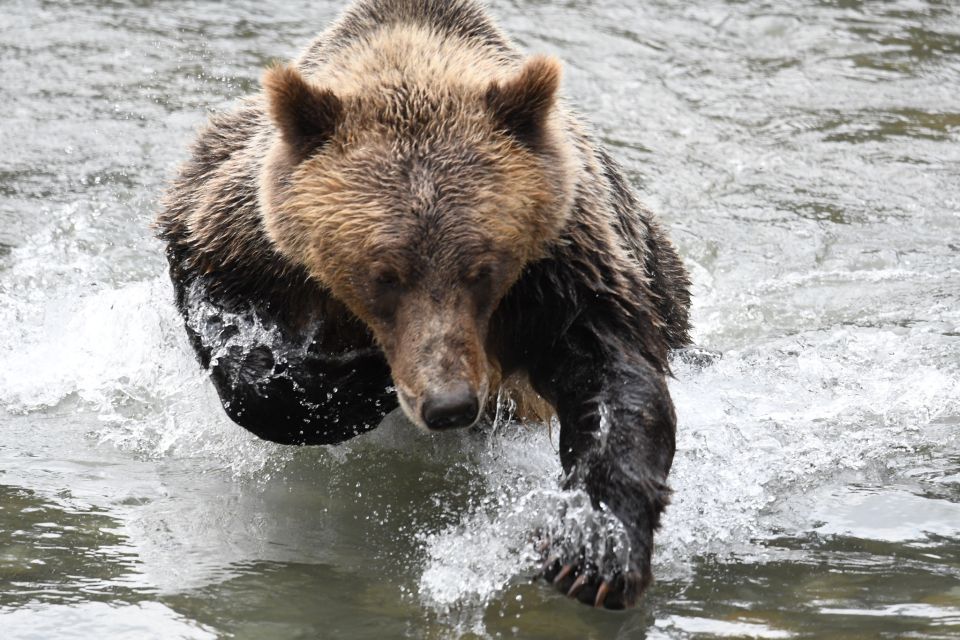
[{"x1": 157, "y1": 0, "x2": 691, "y2": 609}]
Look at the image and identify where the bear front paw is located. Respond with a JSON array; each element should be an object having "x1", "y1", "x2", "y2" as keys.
[{"x1": 540, "y1": 550, "x2": 651, "y2": 610}]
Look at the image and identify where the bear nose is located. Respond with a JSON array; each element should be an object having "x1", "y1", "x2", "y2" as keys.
[{"x1": 421, "y1": 384, "x2": 480, "y2": 430}]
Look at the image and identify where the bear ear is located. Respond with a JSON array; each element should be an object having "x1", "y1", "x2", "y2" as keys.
[
  {"x1": 485, "y1": 55, "x2": 562, "y2": 148},
  {"x1": 263, "y1": 63, "x2": 342, "y2": 162}
]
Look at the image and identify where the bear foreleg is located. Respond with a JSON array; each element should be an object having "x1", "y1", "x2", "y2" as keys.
[
  {"x1": 173, "y1": 275, "x2": 398, "y2": 446},
  {"x1": 204, "y1": 340, "x2": 398, "y2": 445},
  {"x1": 532, "y1": 345, "x2": 675, "y2": 609}
]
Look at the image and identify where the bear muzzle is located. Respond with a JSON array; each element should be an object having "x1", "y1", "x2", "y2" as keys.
[{"x1": 420, "y1": 382, "x2": 481, "y2": 430}]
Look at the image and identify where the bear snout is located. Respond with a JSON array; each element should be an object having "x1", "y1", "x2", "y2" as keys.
[{"x1": 420, "y1": 382, "x2": 481, "y2": 431}]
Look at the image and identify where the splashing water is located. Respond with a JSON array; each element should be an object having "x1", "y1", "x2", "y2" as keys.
[{"x1": 2, "y1": 0, "x2": 959, "y2": 638}]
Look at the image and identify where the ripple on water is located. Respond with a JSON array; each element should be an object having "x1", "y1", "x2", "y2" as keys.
[{"x1": 1, "y1": 0, "x2": 959, "y2": 638}]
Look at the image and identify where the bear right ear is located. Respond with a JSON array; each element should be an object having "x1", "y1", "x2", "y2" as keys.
[
  {"x1": 485, "y1": 55, "x2": 562, "y2": 149},
  {"x1": 263, "y1": 64, "x2": 342, "y2": 163}
]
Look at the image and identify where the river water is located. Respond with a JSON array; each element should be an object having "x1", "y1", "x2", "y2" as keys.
[{"x1": 1, "y1": 0, "x2": 958, "y2": 638}]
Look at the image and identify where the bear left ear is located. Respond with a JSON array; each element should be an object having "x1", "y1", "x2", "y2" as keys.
[
  {"x1": 485, "y1": 55, "x2": 562, "y2": 148},
  {"x1": 263, "y1": 63, "x2": 342, "y2": 163}
]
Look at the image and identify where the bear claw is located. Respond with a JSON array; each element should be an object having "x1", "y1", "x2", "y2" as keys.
[
  {"x1": 566, "y1": 574, "x2": 588, "y2": 598},
  {"x1": 540, "y1": 554, "x2": 647, "y2": 610},
  {"x1": 552, "y1": 563, "x2": 573, "y2": 585},
  {"x1": 594, "y1": 581, "x2": 610, "y2": 608}
]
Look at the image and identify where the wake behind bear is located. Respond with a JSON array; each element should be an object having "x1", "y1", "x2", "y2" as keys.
[{"x1": 157, "y1": 0, "x2": 691, "y2": 609}]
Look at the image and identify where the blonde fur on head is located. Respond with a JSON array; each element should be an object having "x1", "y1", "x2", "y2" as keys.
[{"x1": 257, "y1": 22, "x2": 577, "y2": 295}]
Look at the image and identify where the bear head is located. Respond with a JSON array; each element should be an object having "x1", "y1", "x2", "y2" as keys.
[{"x1": 258, "y1": 43, "x2": 575, "y2": 432}]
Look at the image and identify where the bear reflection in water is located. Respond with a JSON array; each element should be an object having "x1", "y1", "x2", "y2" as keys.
[{"x1": 157, "y1": 0, "x2": 692, "y2": 609}]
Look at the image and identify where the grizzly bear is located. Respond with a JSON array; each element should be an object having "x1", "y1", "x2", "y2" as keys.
[{"x1": 157, "y1": 0, "x2": 691, "y2": 609}]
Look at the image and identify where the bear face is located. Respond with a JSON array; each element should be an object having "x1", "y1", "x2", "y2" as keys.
[{"x1": 258, "y1": 29, "x2": 575, "y2": 430}]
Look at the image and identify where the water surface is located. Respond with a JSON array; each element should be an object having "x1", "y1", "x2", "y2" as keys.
[{"x1": 1, "y1": 0, "x2": 959, "y2": 638}]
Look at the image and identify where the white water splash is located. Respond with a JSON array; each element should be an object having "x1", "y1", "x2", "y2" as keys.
[
  {"x1": 0, "y1": 235, "x2": 289, "y2": 477},
  {"x1": 412, "y1": 324, "x2": 960, "y2": 611}
]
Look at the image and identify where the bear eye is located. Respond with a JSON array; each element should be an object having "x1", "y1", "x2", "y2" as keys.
[
  {"x1": 373, "y1": 269, "x2": 402, "y2": 289},
  {"x1": 464, "y1": 265, "x2": 493, "y2": 286},
  {"x1": 369, "y1": 269, "x2": 405, "y2": 321},
  {"x1": 373, "y1": 269, "x2": 404, "y2": 296}
]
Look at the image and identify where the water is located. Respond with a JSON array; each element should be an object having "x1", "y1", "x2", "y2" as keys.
[{"x1": 1, "y1": 0, "x2": 958, "y2": 637}]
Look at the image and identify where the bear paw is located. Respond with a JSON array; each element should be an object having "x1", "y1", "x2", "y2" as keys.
[{"x1": 540, "y1": 551, "x2": 650, "y2": 610}]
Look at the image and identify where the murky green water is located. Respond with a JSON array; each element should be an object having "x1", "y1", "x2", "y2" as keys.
[{"x1": 1, "y1": 0, "x2": 959, "y2": 638}]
